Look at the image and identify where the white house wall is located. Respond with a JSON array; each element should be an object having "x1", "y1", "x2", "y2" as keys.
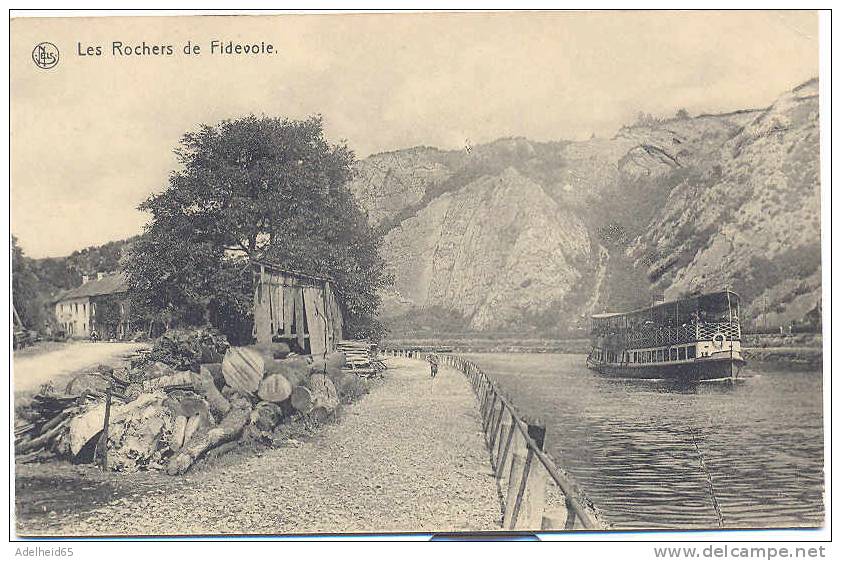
[{"x1": 55, "y1": 297, "x2": 92, "y2": 338}]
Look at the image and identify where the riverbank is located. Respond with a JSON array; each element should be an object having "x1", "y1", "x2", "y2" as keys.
[
  {"x1": 16, "y1": 356, "x2": 500, "y2": 536},
  {"x1": 386, "y1": 333, "x2": 823, "y2": 367}
]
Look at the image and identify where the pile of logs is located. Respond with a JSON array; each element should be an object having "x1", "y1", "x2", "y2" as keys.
[
  {"x1": 336, "y1": 340, "x2": 386, "y2": 378},
  {"x1": 14, "y1": 339, "x2": 371, "y2": 476}
]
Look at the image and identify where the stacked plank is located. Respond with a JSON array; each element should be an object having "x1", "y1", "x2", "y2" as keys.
[
  {"x1": 337, "y1": 340, "x2": 386, "y2": 378},
  {"x1": 14, "y1": 392, "x2": 97, "y2": 462}
]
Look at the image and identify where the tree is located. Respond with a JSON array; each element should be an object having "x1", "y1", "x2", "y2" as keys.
[
  {"x1": 125, "y1": 115, "x2": 392, "y2": 343},
  {"x1": 675, "y1": 108, "x2": 690, "y2": 119},
  {"x1": 11, "y1": 235, "x2": 45, "y2": 330},
  {"x1": 92, "y1": 295, "x2": 124, "y2": 338}
]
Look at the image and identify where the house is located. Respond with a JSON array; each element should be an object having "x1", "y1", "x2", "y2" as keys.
[
  {"x1": 252, "y1": 262, "x2": 344, "y2": 357},
  {"x1": 54, "y1": 272, "x2": 131, "y2": 339}
]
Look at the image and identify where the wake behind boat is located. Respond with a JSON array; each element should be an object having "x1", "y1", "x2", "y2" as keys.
[{"x1": 587, "y1": 290, "x2": 746, "y2": 381}]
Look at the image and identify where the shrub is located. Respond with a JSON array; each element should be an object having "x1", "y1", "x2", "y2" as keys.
[{"x1": 339, "y1": 376, "x2": 369, "y2": 404}]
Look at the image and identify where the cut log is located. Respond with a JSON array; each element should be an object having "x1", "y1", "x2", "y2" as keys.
[
  {"x1": 221, "y1": 347, "x2": 265, "y2": 394},
  {"x1": 164, "y1": 394, "x2": 210, "y2": 420},
  {"x1": 264, "y1": 359, "x2": 309, "y2": 387},
  {"x1": 15, "y1": 417, "x2": 70, "y2": 455},
  {"x1": 140, "y1": 361, "x2": 177, "y2": 380},
  {"x1": 171, "y1": 415, "x2": 188, "y2": 451},
  {"x1": 309, "y1": 357, "x2": 342, "y2": 376},
  {"x1": 309, "y1": 375, "x2": 338, "y2": 420},
  {"x1": 292, "y1": 374, "x2": 338, "y2": 415},
  {"x1": 190, "y1": 370, "x2": 231, "y2": 418},
  {"x1": 252, "y1": 342, "x2": 291, "y2": 360},
  {"x1": 257, "y1": 374, "x2": 293, "y2": 403},
  {"x1": 200, "y1": 363, "x2": 225, "y2": 390},
  {"x1": 183, "y1": 414, "x2": 203, "y2": 444},
  {"x1": 68, "y1": 393, "x2": 159, "y2": 456},
  {"x1": 291, "y1": 386, "x2": 315, "y2": 414},
  {"x1": 142, "y1": 371, "x2": 194, "y2": 392},
  {"x1": 166, "y1": 405, "x2": 251, "y2": 475},
  {"x1": 251, "y1": 401, "x2": 285, "y2": 432}
]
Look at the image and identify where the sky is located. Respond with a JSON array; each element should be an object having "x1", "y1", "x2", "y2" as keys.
[{"x1": 11, "y1": 11, "x2": 819, "y2": 258}]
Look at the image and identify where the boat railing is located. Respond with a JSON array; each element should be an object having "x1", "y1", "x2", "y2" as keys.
[
  {"x1": 626, "y1": 324, "x2": 696, "y2": 346},
  {"x1": 697, "y1": 320, "x2": 741, "y2": 341},
  {"x1": 624, "y1": 320, "x2": 741, "y2": 348},
  {"x1": 383, "y1": 348, "x2": 608, "y2": 531}
]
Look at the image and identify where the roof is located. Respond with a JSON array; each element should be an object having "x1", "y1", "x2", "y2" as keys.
[
  {"x1": 591, "y1": 289, "x2": 740, "y2": 320},
  {"x1": 54, "y1": 272, "x2": 129, "y2": 302},
  {"x1": 590, "y1": 313, "x2": 624, "y2": 319},
  {"x1": 253, "y1": 260, "x2": 333, "y2": 283}
]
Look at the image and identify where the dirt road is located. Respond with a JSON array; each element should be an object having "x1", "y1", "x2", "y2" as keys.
[
  {"x1": 19, "y1": 356, "x2": 501, "y2": 536},
  {"x1": 13, "y1": 341, "x2": 148, "y2": 396}
]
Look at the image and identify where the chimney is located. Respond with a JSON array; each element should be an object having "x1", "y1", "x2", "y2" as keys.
[
  {"x1": 81, "y1": 274, "x2": 90, "y2": 284},
  {"x1": 97, "y1": 272, "x2": 105, "y2": 280}
]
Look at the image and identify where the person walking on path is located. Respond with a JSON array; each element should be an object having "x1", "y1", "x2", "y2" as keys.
[{"x1": 426, "y1": 352, "x2": 440, "y2": 378}]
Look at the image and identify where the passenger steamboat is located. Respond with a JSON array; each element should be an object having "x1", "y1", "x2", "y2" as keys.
[{"x1": 586, "y1": 290, "x2": 746, "y2": 381}]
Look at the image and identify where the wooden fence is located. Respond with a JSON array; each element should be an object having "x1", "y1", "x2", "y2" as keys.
[{"x1": 383, "y1": 348, "x2": 607, "y2": 531}]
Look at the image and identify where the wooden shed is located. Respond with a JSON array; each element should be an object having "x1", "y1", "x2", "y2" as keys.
[{"x1": 252, "y1": 262, "x2": 344, "y2": 357}]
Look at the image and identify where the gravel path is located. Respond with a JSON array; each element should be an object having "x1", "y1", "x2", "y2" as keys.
[
  {"x1": 41, "y1": 357, "x2": 501, "y2": 536},
  {"x1": 14, "y1": 341, "x2": 148, "y2": 396}
]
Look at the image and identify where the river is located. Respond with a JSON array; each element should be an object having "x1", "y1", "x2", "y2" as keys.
[{"x1": 462, "y1": 353, "x2": 824, "y2": 530}]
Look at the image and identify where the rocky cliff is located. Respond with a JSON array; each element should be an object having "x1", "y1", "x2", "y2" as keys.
[{"x1": 348, "y1": 79, "x2": 821, "y2": 334}]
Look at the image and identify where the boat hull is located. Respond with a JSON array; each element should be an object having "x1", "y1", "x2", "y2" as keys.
[{"x1": 587, "y1": 355, "x2": 745, "y2": 381}]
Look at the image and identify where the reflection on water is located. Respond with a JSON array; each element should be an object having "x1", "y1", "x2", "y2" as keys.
[{"x1": 463, "y1": 353, "x2": 824, "y2": 530}]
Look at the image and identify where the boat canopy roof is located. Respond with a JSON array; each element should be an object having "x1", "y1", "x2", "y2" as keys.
[{"x1": 591, "y1": 290, "x2": 740, "y2": 326}]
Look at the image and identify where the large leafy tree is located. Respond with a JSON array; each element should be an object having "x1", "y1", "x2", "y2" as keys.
[
  {"x1": 125, "y1": 115, "x2": 391, "y2": 343},
  {"x1": 11, "y1": 235, "x2": 46, "y2": 330}
]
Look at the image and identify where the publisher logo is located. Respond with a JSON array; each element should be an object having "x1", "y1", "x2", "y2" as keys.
[{"x1": 32, "y1": 42, "x2": 59, "y2": 69}]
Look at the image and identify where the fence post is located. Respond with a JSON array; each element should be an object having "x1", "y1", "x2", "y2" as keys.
[
  {"x1": 483, "y1": 392, "x2": 498, "y2": 434},
  {"x1": 502, "y1": 421, "x2": 548, "y2": 530},
  {"x1": 496, "y1": 414, "x2": 514, "y2": 479},
  {"x1": 503, "y1": 450, "x2": 526, "y2": 527},
  {"x1": 97, "y1": 384, "x2": 113, "y2": 470},
  {"x1": 488, "y1": 401, "x2": 505, "y2": 456},
  {"x1": 541, "y1": 507, "x2": 571, "y2": 531}
]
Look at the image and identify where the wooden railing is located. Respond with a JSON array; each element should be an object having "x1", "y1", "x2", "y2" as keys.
[{"x1": 383, "y1": 348, "x2": 608, "y2": 531}]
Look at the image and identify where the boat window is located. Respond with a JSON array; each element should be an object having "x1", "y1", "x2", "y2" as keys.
[
  {"x1": 687, "y1": 345, "x2": 696, "y2": 359},
  {"x1": 656, "y1": 349, "x2": 664, "y2": 362},
  {"x1": 670, "y1": 348, "x2": 678, "y2": 360},
  {"x1": 678, "y1": 347, "x2": 687, "y2": 360}
]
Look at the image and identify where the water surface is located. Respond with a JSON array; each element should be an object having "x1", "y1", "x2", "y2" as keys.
[{"x1": 463, "y1": 353, "x2": 824, "y2": 530}]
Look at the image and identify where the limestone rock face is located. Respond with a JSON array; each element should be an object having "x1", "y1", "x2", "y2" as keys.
[
  {"x1": 630, "y1": 78, "x2": 821, "y2": 326},
  {"x1": 348, "y1": 79, "x2": 821, "y2": 332},
  {"x1": 380, "y1": 168, "x2": 590, "y2": 330}
]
